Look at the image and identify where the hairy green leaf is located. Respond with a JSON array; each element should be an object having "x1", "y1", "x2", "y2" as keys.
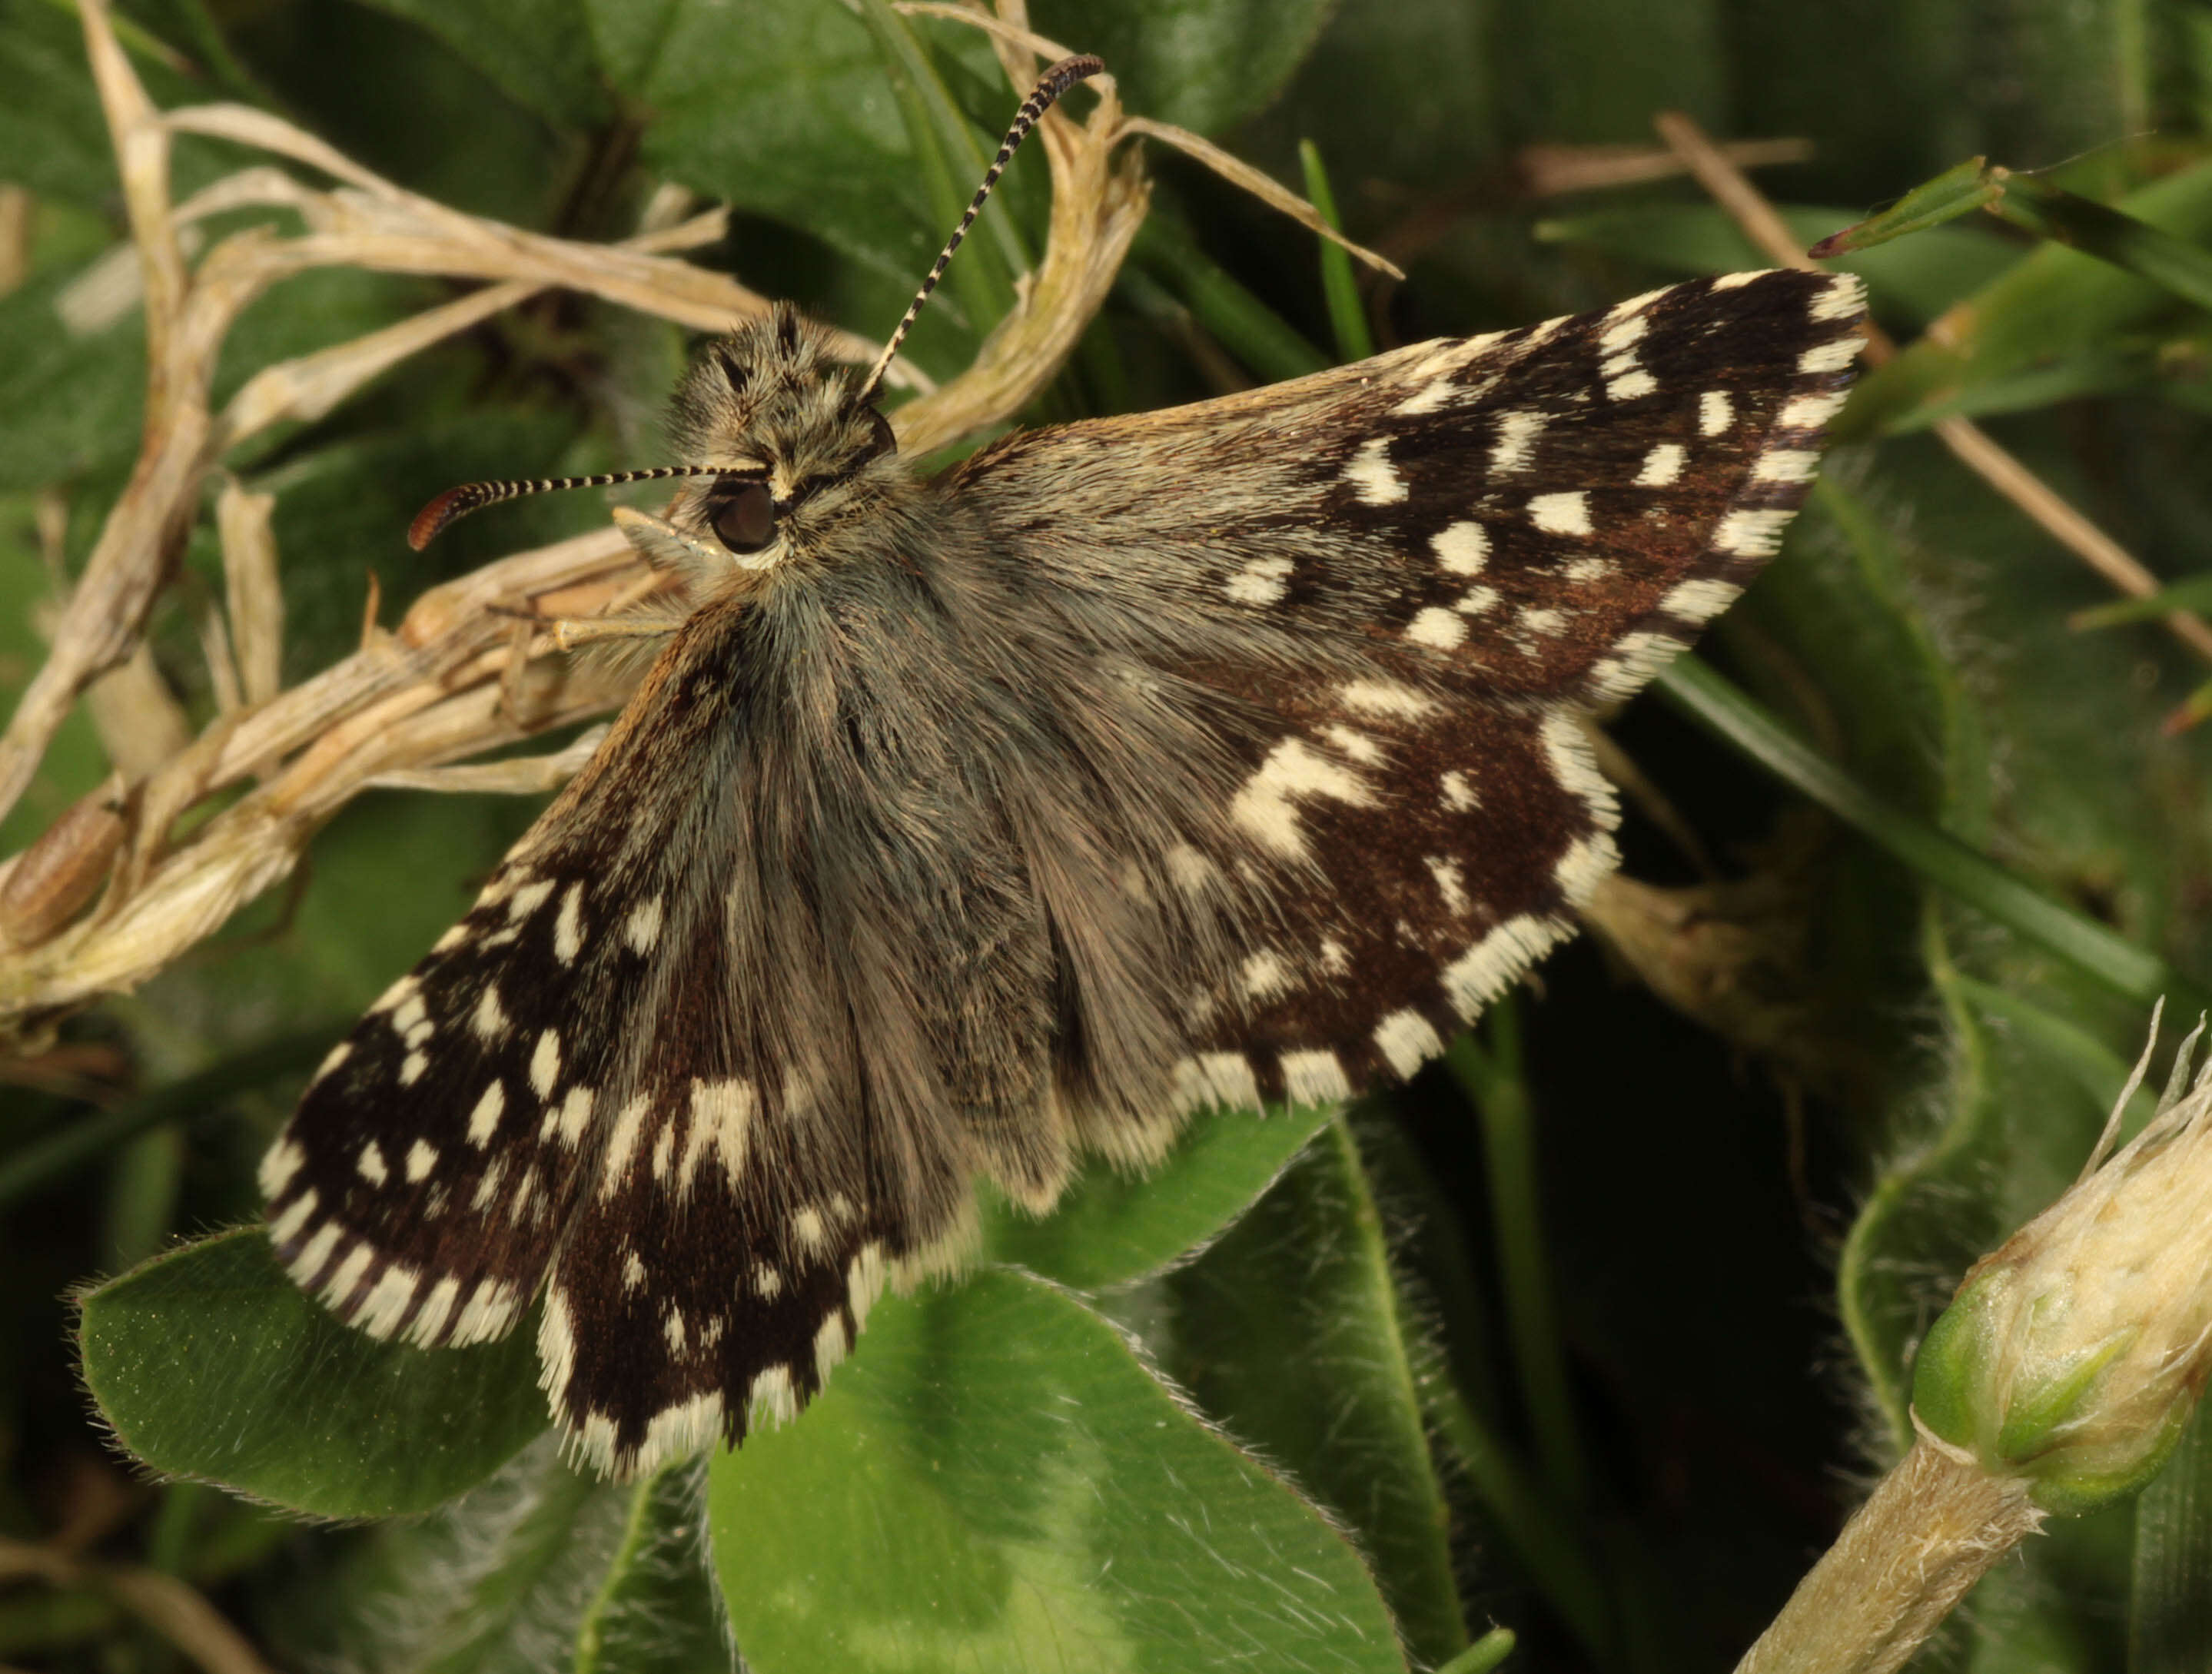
[
  {"x1": 78, "y1": 1228, "x2": 548, "y2": 1518},
  {"x1": 709, "y1": 1268, "x2": 1407, "y2": 1673},
  {"x1": 981, "y1": 1102, "x2": 1335, "y2": 1289}
]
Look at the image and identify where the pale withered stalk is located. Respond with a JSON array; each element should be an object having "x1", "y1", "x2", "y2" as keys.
[
  {"x1": 0, "y1": 0, "x2": 1391, "y2": 1041},
  {"x1": 1736, "y1": 1005, "x2": 2212, "y2": 1674}
]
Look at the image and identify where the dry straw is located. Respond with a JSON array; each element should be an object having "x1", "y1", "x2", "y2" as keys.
[{"x1": 0, "y1": 0, "x2": 1405, "y2": 1041}]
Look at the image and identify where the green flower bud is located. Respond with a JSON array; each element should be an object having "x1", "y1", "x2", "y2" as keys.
[{"x1": 1911, "y1": 1010, "x2": 2212, "y2": 1514}]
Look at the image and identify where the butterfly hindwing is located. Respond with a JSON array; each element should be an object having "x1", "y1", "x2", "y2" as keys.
[
  {"x1": 1160, "y1": 673, "x2": 1612, "y2": 1109},
  {"x1": 956, "y1": 267, "x2": 1865, "y2": 1108},
  {"x1": 260, "y1": 852, "x2": 625, "y2": 1350},
  {"x1": 526, "y1": 838, "x2": 973, "y2": 1476}
]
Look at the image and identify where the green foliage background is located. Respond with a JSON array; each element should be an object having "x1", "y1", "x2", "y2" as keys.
[{"x1": 8, "y1": 0, "x2": 2212, "y2": 1669}]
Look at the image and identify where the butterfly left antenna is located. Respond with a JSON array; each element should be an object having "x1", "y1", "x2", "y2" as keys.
[
  {"x1": 855, "y1": 53, "x2": 1104, "y2": 407},
  {"x1": 407, "y1": 466, "x2": 729, "y2": 550}
]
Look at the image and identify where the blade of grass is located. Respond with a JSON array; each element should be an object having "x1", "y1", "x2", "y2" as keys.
[
  {"x1": 1983, "y1": 169, "x2": 2212, "y2": 314},
  {"x1": 1807, "y1": 158, "x2": 2000, "y2": 256},
  {"x1": 1653, "y1": 111, "x2": 2212, "y2": 667},
  {"x1": 1298, "y1": 140, "x2": 1374, "y2": 362},
  {"x1": 1841, "y1": 156, "x2": 2212, "y2": 438},
  {"x1": 1821, "y1": 156, "x2": 2212, "y2": 317},
  {"x1": 1446, "y1": 1002, "x2": 1587, "y2": 1505},
  {"x1": 2164, "y1": 675, "x2": 2212, "y2": 735},
  {"x1": 1133, "y1": 218, "x2": 1330, "y2": 384},
  {"x1": 854, "y1": 0, "x2": 1021, "y2": 331},
  {"x1": 1654, "y1": 655, "x2": 2194, "y2": 1011},
  {"x1": 2072, "y1": 569, "x2": 2212, "y2": 629}
]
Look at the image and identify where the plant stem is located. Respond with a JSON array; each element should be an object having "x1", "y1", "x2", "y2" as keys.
[
  {"x1": 1735, "y1": 1440, "x2": 2040, "y2": 1674},
  {"x1": 1448, "y1": 1008, "x2": 1589, "y2": 1506}
]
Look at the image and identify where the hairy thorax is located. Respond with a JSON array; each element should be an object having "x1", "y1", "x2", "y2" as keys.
[{"x1": 542, "y1": 430, "x2": 1251, "y2": 1224}]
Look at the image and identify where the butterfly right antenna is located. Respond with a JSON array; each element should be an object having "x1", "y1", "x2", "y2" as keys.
[{"x1": 854, "y1": 53, "x2": 1104, "y2": 407}]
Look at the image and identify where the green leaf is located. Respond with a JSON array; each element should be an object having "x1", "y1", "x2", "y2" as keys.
[
  {"x1": 0, "y1": 0, "x2": 232, "y2": 208},
  {"x1": 1492, "y1": 0, "x2": 1722, "y2": 143},
  {"x1": 0, "y1": 262, "x2": 148, "y2": 494},
  {"x1": 572, "y1": 1463, "x2": 732, "y2": 1674},
  {"x1": 1164, "y1": 1117, "x2": 1469, "y2": 1667},
  {"x1": 1952, "y1": 977, "x2": 2159, "y2": 1137},
  {"x1": 354, "y1": 0, "x2": 612, "y2": 127},
  {"x1": 267, "y1": 1440, "x2": 726, "y2": 1674},
  {"x1": 1239, "y1": 0, "x2": 1500, "y2": 194},
  {"x1": 1655, "y1": 654, "x2": 2191, "y2": 1011},
  {"x1": 709, "y1": 1268, "x2": 1407, "y2": 1673},
  {"x1": 1030, "y1": 0, "x2": 1337, "y2": 137},
  {"x1": 1837, "y1": 918, "x2": 2010, "y2": 1446},
  {"x1": 0, "y1": 0, "x2": 126, "y2": 207},
  {"x1": 586, "y1": 0, "x2": 943, "y2": 277},
  {"x1": 247, "y1": 404, "x2": 595, "y2": 683},
  {"x1": 78, "y1": 1227, "x2": 548, "y2": 1518},
  {"x1": 580, "y1": 0, "x2": 1015, "y2": 377},
  {"x1": 981, "y1": 1101, "x2": 1336, "y2": 1289}
]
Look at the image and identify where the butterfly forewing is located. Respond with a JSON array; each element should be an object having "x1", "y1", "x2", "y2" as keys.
[
  {"x1": 265, "y1": 268, "x2": 1867, "y2": 1480},
  {"x1": 267, "y1": 589, "x2": 991, "y2": 1477},
  {"x1": 956, "y1": 269, "x2": 1860, "y2": 706}
]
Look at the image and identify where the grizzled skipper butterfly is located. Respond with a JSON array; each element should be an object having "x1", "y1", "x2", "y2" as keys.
[{"x1": 259, "y1": 55, "x2": 1867, "y2": 1476}]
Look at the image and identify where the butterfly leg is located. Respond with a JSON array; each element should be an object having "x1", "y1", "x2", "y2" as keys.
[
  {"x1": 487, "y1": 593, "x2": 684, "y2": 724},
  {"x1": 547, "y1": 614, "x2": 691, "y2": 652},
  {"x1": 486, "y1": 583, "x2": 689, "y2": 654}
]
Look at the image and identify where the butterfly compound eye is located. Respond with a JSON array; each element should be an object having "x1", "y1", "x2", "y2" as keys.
[{"x1": 710, "y1": 481, "x2": 776, "y2": 554}]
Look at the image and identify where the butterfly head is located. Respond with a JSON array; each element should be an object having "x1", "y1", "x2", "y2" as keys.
[
  {"x1": 403, "y1": 302, "x2": 903, "y2": 562},
  {"x1": 661, "y1": 303, "x2": 902, "y2": 570}
]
